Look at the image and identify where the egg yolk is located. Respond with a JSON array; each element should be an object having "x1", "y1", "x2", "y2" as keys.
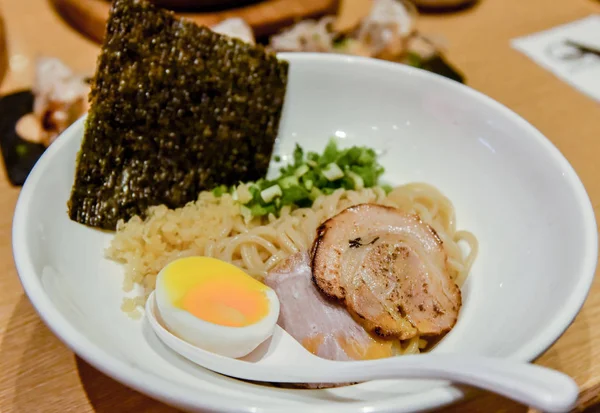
[{"x1": 162, "y1": 257, "x2": 270, "y2": 328}]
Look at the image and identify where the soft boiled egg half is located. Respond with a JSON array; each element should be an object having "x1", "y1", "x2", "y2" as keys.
[{"x1": 154, "y1": 256, "x2": 280, "y2": 358}]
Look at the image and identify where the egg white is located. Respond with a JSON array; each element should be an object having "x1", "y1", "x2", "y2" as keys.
[{"x1": 154, "y1": 267, "x2": 280, "y2": 359}]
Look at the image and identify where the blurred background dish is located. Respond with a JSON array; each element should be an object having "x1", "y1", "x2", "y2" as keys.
[
  {"x1": 50, "y1": 0, "x2": 338, "y2": 42},
  {"x1": 412, "y1": 0, "x2": 478, "y2": 10}
]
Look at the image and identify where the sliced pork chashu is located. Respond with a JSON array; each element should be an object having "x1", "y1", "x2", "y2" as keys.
[
  {"x1": 311, "y1": 203, "x2": 461, "y2": 339},
  {"x1": 264, "y1": 251, "x2": 398, "y2": 362}
]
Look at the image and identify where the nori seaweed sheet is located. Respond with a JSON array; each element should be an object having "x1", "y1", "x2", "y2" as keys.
[{"x1": 68, "y1": 0, "x2": 288, "y2": 230}]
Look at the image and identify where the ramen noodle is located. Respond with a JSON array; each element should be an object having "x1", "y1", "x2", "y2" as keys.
[{"x1": 107, "y1": 183, "x2": 478, "y2": 335}]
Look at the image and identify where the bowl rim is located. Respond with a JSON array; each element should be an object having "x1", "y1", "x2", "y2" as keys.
[{"x1": 12, "y1": 52, "x2": 598, "y2": 413}]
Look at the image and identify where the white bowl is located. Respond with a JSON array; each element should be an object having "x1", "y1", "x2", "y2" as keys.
[{"x1": 12, "y1": 53, "x2": 598, "y2": 412}]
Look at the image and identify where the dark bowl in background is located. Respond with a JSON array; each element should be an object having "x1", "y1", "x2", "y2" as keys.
[
  {"x1": 412, "y1": 0, "x2": 479, "y2": 12},
  {"x1": 149, "y1": 0, "x2": 265, "y2": 11}
]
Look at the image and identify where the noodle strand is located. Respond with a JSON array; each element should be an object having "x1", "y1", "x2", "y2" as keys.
[{"x1": 107, "y1": 184, "x2": 478, "y2": 353}]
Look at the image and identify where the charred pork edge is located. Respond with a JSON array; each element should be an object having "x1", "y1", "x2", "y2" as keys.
[
  {"x1": 310, "y1": 219, "x2": 343, "y2": 300},
  {"x1": 309, "y1": 203, "x2": 459, "y2": 338}
]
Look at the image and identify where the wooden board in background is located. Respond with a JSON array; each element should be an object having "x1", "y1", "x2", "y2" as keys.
[{"x1": 50, "y1": 0, "x2": 338, "y2": 43}]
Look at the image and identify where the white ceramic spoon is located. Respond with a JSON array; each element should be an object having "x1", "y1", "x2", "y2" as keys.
[{"x1": 145, "y1": 292, "x2": 578, "y2": 413}]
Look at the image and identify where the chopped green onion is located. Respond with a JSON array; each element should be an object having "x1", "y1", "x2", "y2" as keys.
[
  {"x1": 214, "y1": 138, "x2": 386, "y2": 218},
  {"x1": 279, "y1": 175, "x2": 299, "y2": 189},
  {"x1": 212, "y1": 185, "x2": 228, "y2": 197},
  {"x1": 294, "y1": 164, "x2": 310, "y2": 177},
  {"x1": 322, "y1": 163, "x2": 344, "y2": 181},
  {"x1": 236, "y1": 184, "x2": 252, "y2": 204},
  {"x1": 240, "y1": 205, "x2": 252, "y2": 223},
  {"x1": 293, "y1": 144, "x2": 304, "y2": 165},
  {"x1": 320, "y1": 140, "x2": 339, "y2": 165},
  {"x1": 250, "y1": 203, "x2": 276, "y2": 217},
  {"x1": 309, "y1": 186, "x2": 323, "y2": 201},
  {"x1": 346, "y1": 170, "x2": 364, "y2": 190},
  {"x1": 358, "y1": 150, "x2": 375, "y2": 165},
  {"x1": 260, "y1": 185, "x2": 282, "y2": 203},
  {"x1": 281, "y1": 186, "x2": 309, "y2": 206}
]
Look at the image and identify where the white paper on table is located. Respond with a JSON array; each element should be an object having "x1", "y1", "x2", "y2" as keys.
[{"x1": 511, "y1": 15, "x2": 600, "y2": 102}]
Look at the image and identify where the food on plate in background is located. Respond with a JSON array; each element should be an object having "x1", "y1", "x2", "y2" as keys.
[
  {"x1": 351, "y1": 0, "x2": 416, "y2": 60},
  {"x1": 267, "y1": 0, "x2": 449, "y2": 69},
  {"x1": 33, "y1": 57, "x2": 90, "y2": 147},
  {"x1": 269, "y1": 17, "x2": 339, "y2": 53},
  {"x1": 269, "y1": 0, "x2": 418, "y2": 60},
  {"x1": 211, "y1": 17, "x2": 256, "y2": 44},
  {"x1": 67, "y1": 0, "x2": 288, "y2": 230},
  {"x1": 18, "y1": 57, "x2": 90, "y2": 147},
  {"x1": 4, "y1": 56, "x2": 88, "y2": 187}
]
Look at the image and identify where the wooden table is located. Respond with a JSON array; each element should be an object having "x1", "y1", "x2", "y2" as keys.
[{"x1": 1, "y1": 0, "x2": 599, "y2": 412}]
